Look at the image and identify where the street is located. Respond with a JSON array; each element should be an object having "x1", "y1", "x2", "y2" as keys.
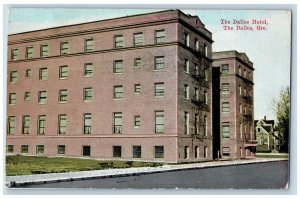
[{"x1": 19, "y1": 160, "x2": 288, "y2": 189}]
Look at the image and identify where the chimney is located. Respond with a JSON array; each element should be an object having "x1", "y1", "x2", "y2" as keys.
[{"x1": 264, "y1": 116, "x2": 266, "y2": 120}]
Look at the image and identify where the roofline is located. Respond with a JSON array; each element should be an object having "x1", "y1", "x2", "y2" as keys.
[
  {"x1": 8, "y1": 9, "x2": 180, "y2": 36},
  {"x1": 212, "y1": 50, "x2": 254, "y2": 70}
]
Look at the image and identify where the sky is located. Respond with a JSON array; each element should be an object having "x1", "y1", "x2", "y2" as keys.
[{"x1": 7, "y1": 8, "x2": 291, "y2": 120}]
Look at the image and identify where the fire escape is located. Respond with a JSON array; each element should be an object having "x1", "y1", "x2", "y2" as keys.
[{"x1": 190, "y1": 46, "x2": 210, "y2": 141}]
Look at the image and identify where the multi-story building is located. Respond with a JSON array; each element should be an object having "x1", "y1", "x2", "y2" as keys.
[
  {"x1": 6, "y1": 10, "x2": 213, "y2": 163},
  {"x1": 212, "y1": 51, "x2": 256, "y2": 159}
]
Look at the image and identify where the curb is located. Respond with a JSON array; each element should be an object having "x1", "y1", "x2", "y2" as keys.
[{"x1": 6, "y1": 158, "x2": 288, "y2": 188}]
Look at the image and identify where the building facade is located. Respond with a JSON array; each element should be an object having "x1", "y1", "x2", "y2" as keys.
[
  {"x1": 212, "y1": 51, "x2": 256, "y2": 159},
  {"x1": 6, "y1": 10, "x2": 213, "y2": 163},
  {"x1": 255, "y1": 116, "x2": 280, "y2": 152}
]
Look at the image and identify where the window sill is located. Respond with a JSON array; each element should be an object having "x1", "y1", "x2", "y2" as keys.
[
  {"x1": 38, "y1": 103, "x2": 47, "y2": 105},
  {"x1": 84, "y1": 100, "x2": 93, "y2": 103},
  {"x1": 134, "y1": 126, "x2": 140, "y2": 129},
  {"x1": 154, "y1": 69, "x2": 165, "y2": 72},
  {"x1": 154, "y1": 96, "x2": 164, "y2": 98},
  {"x1": 134, "y1": 93, "x2": 141, "y2": 95},
  {"x1": 113, "y1": 73, "x2": 123, "y2": 75},
  {"x1": 83, "y1": 75, "x2": 93, "y2": 78},
  {"x1": 59, "y1": 77, "x2": 68, "y2": 80},
  {"x1": 59, "y1": 101, "x2": 68, "y2": 104},
  {"x1": 113, "y1": 98, "x2": 123, "y2": 101},
  {"x1": 8, "y1": 104, "x2": 16, "y2": 106}
]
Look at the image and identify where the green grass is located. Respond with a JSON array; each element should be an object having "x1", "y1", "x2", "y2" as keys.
[
  {"x1": 255, "y1": 153, "x2": 289, "y2": 159},
  {"x1": 6, "y1": 155, "x2": 163, "y2": 176}
]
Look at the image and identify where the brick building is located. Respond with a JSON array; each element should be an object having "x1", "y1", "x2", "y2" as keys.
[
  {"x1": 6, "y1": 10, "x2": 214, "y2": 163},
  {"x1": 212, "y1": 51, "x2": 256, "y2": 159}
]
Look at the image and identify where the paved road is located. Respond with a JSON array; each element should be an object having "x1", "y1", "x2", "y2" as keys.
[{"x1": 20, "y1": 160, "x2": 288, "y2": 189}]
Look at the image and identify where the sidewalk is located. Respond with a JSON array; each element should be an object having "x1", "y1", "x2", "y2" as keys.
[{"x1": 6, "y1": 158, "x2": 287, "y2": 188}]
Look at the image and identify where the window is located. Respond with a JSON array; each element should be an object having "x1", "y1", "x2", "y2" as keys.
[
  {"x1": 83, "y1": 113, "x2": 92, "y2": 134},
  {"x1": 184, "y1": 146, "x2": 189, "y2": 159},
  {"x1": 248, "y1": 71, "x2": 251, "y2": 79},
  {"x1": 155, "y1": 83, "x2": 164, "y2": 97},
  {"x1": 22, "y1": 116, "x2": 30, "y2": 134},
  {"x1": 222, "y1": 147, "x2": 230, "y2": 157},
  {"x1": 155, "y1": 29, "x2": 165, "y2": 44},
  {"x1": 40, "y1": 44, "x2": 49, "y2": 57},
  {"x1": 60, "y1": 42, "x2": 69, "y2": 55},
  {"x1": 154, "y1": 146, "x2": 164, "y2": 158},
  {"x1": 113, "y1": 86, "x2": 123, "y2": 99},
  {"x1": 222, "y1": 122, "x2": 230, "y2": 138},
  {"x1": 204, "y1": 44, "x2": 208, "y2": 56},
  {"x1": 113, "y1": 112, "x2": 122, "y2": 134},
  {"x1": 155, "y1": 111, "x2": 164, "y2": 133},
  {"x1": 134, "y1": 115, "x2": 141, "y2": 128},
  {"x1": 184, "y1": 112, "x2": 189, "y2": 134},
  {"x1": 221, "y1": 64, "x2": 229, "y2": 74},
  {"x1": 239, "y1": 103, "x2": 243, "y2": 114},
  {"x1": 195, "y1": 65, "x2": 200, "y2": 76},
  {"x1": 195, "y1": 146, "x2": 199, "y2": 159},
  {"x1": 21, "y1": 145, "x2": 29, "y2": 154},
  {"x1": 37, "y1": 115, "x2": 46, "y2": 135},
  {"x1": 114, "y1": 60, "x2": 123, "y2": 74},
  {"x1": 194, "y1": 114, "x2": 199, "y2": 134},
  {"x1": 222, "y1": 102, "x2": 229, "y2": 113},
  {"x1": 39, "y1": 68, "x2": 48, "y2": 80},
  {"x1": 25, "y1": 69, "x2": 32, "y2": 78},
  {"x1": 84, "y1": 63, "x2": 93, "y2": 77},
  {"x1": 38, "y1": 91, "x2": 47, "y2": 104},
  {"x1": 222, "y1": 83, "x2": 230, "y2": 95},
  {"x1": 82, "y1": 146, "x2": 91, "y2": 156},
  {"x1": 184, "y1": 59, "x2": 189, "y2": 73},
  {"x1": 83, "y1": 87, "x2": 93, "y2": 101},
  {"x1": 36, "y1": 145, "x2": 44, "y2": 155},
  {"x1": 195, "y1": 39, "x2": 199, "y2": 51},
  {"x1": 244, "y1": 69, "x2": 247, "y2": 77},
  {"x1": 59, "y1": 65, "x2": 68, "y2": 79},
  {"x1": 184, "y1": 84, "x2": 189, "y2": 99},
  {"x1": 57, "y1": 145, "x2": 65, "y2": 155},
  {"x1": 244, "y1": 87, "x2": 247, "y2": 97},
  {"x1": 7, "y1": 145, "x2": 14, "y2": 153},
  {"x1": 244, "y1": 105, "x2": 247, "y2": 115},
  {"x1": 204, "y1": 116, "x2": 207, "y2": 136},
  {"x1": 9, "y1": 93, "x2": 16, "y2": 105},
  {"x1": 11, "y1": 49, "x2": 19, "y2": 60},
  {"x1": 85, "y1": 38, "x2": 94, "y2": 52},
  {"x1": 26, "y1": 46, "x2": 34, "y2": 59},
  {"x1": 58, "y1": 114, "x2": 67, "y2": 135},
  {"x1": 240, "y1": 123, "x2": 243, "y2": 139},
  {"x1": 134, "y1": 84, "x2": 141, "y2": 94},
  {"x1": 184, "y1": 33, "x2": 190, "y2": 47},
  {"x1": 134, "y1": 58, "x2": 142, "y2": 68},
  {"x1": 113, "y1": 146, "x2": 122, "y2": 157},
  {"x1": 10, "y1": 71, "x2": 18, "y2": 83},
  {"x1": 238, "y1": 66, "x2": 242, "y2": 75},
  {"x1": 133, "y1": 146, "x2": 141, "y2": 158},
  {"x1": 114, "y1": 35, "x2": 124, "y2": 48},
  {"x1": 257, "y1": 127, "x2": 261, "y2": 133},
  {"x1": 59, "y1": 89, "x2": 68, "y2": 102},
  {"x1": 134, "y1": 32, "x2": 143, "y2": 46},
  {"x1": 239, "y1": 85, "x2": 242, "y2": 95},
  {"x1": 7, "y1": 116, "x2": 15, "y2": 135},
  {"x1": 155, "y1": 56, "x2": 165, "y2": 70},
  {"x1": 204, "y1": 146, "x2": 208, "y2": 158}
]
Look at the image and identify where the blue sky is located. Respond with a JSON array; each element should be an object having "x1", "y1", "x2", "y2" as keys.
[{"x1": 8, "y1": 8, "x2": 291, "y2": 120}]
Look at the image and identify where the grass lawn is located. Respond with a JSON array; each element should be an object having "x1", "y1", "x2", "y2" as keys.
[
  {"x1": 6, "y1": 155, "x2": 163, "y2": 176},
  {"x1": 255, "y1": 153, "x2": 289, "y2": 159}
]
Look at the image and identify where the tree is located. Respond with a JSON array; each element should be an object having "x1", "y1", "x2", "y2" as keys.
[{"x1": 274, "y1": 87, "x2": 290, "y2": 153}]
